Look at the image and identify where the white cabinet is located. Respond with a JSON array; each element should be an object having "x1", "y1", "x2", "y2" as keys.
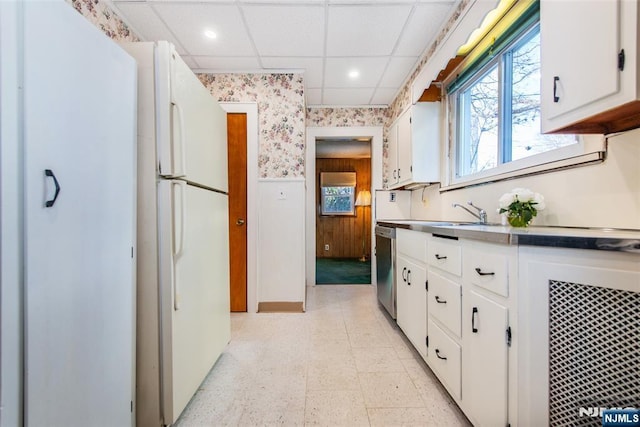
[
  {"x1": 425, "y1": 235, "x2": 463, "y2": 399},
  {"x1": 461, "y1": 240, "x2": 515, "y2": 427},
  {"x1": 540, "y1": 0, "x2": 640, "y2": 134},
  {"x1": 518, "y1": 246, "x2": 640, "y2": 426},
  {"x1": 462, "y1": 291, "x2": 509, "y2": 427},
  {"x1": 385, "y1": 103, "x2": 441, "y2": 189},
  {"x1": 8, "y1": 2, "x2": 138, "y2": 425},
  {"x1": 395, "y1": 229, "x2": 428, "y2": 359}
]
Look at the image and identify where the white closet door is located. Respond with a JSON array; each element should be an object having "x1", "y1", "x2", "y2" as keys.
[{"x1": 23, "y1": 2, "x2": 136, "y2": 426}]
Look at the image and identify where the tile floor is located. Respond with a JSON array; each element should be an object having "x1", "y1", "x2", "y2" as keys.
[{"x1": 175, "y1": 285, "x2": 472, "y2": 426}]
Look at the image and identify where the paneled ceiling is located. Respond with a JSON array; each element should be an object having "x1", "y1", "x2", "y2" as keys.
[{"x1": 108, "y1": 0, "x2": 458, "y2": 107}]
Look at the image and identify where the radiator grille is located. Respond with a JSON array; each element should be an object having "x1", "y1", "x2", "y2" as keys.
[{"x1": 548, "y1": 280, "x2": 639, "y2": 427}]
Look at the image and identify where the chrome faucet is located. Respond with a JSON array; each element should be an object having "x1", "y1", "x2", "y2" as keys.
[{"x1": 452, "y1": 201, "x2": 488, "y2": 224}]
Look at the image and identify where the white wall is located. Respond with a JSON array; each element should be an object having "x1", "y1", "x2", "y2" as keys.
[
  {"x1": 258, "y1": 179, "x2": 306, "y2": 307},
  {"x1": 410, "y1": 128, "x2": 640, "y2": 229}
]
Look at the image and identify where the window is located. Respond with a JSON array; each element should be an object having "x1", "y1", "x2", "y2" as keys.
[
  {"x1": 320, "y1": 172, "x2": 356, "y2": 215},
  {"x1": 437, "y1": 0, "x2": 613, "y2": 191},
  {"x1": 453, "y1": 23, "x2": 578, "y2": 179}
]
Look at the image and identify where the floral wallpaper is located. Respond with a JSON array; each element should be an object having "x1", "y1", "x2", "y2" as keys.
[
  {"x1": 198, "y1": 73, "x2": 306, "y2": 178},
  {"x1": 68, "y1": 0, "x2": 139, "y2": 42},
  {"x1": 306, "y1": 107, "x2": 389, "y2": 129}
]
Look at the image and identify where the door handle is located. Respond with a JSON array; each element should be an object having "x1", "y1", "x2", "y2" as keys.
[
  {"x1": 406, "y1": 269, "x2": 411, "y2": 286},
  {"x1": 236, "y1": 218, "x2": 245, "y2": 226},
  {"x1": 435, "y1": 296, "x2": 447, "y2": 304},
  {"x1": 472, "y1": 307, "x2": 479, "y2": 333},
  {"x1": 553, "y1": 76, "x2": 560, "y2": 103},
  {"x1": 475, "y1": 267, "x2": 495, "y2": 276},
  {"x1": 435, "y1": 349, "x2": 447, "y2": 360},
  {"x1": 434, "y1": 254, "x2": 447, "y2": 260},
  {"x1": 44, "y1": 169, "x2": 61, "y2": 207},
  {"x1": 402, "y1": 267, "x2": 407, "y2": 282}
]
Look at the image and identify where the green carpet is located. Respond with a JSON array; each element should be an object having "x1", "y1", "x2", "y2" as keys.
[{"x1": 316, "y1": 257, "x2": 371, "y2": 284}]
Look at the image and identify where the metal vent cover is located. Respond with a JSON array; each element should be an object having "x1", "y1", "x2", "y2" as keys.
[{"x1": 548, "y1": 280, "x2": 639, "y2": 426}]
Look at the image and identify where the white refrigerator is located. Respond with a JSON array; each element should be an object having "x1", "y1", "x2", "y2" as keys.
[{"x1": 121, "y1": 41, "x2": 231, "y2": 426}]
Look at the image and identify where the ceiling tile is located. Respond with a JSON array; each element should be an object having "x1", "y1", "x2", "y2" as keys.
[
  {"x1": 112, "y1": 2, "x2": 187, "y2": 55},
  {"x1": 379, "y1": 56, "x2": 417, "y2": 87},
  {"x1": 305, "y1": 88, "x2": 323, "y2": 106},
  {"x1": 323, "y1": 88, "x2": 375, "y2": 105},
  {"x1": 193, "y1": 56, "x2": 261, "y2": 71},
  {"x1": 152, "y1": 3, "x2": 254, "y2": 56},
  {"x1": 261, "y1": 57, "x2": 324, "y2": 87},
  {"x1": 326, "y1": 5, "x2": 412, "y2": 56},
  {"x1": 324, "y1": 57, "x2": 388, "y2": 88},
  {"x1": 242, "y1": 5, "x2": 325, "y2": 56},
  {"x1": 395, "y1": 2, "x2": 454, "y2": 56},
  {"x1": 370, "y1": 88, "x2": 398, "y2": 105}
]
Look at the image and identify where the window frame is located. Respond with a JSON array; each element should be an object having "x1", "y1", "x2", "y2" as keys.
[
  {"x1": 320, "y1": 185, "x2": 356, "y2": 216},
  {"x1": 442, "y1": 9, "x2": 605, "y2": 191}
]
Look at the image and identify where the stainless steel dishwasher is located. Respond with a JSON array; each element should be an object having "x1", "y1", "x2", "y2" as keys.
[{"x1": 375, "y1": 225, "x2": 396, "y2": 319}]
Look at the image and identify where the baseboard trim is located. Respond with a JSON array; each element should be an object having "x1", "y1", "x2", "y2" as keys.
[{"x1": 258, "y1": 302, "x2": 304, "y2": 313}]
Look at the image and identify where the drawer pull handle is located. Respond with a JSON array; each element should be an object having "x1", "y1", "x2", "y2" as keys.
[
  {"x1": 407, "y1": 269, "x2": 411, "y2": 286},
  {"x1": 472, "y1": 307, "x2": 479, "y2": 333},
  {"x1": 434, "y1": 254, "x2": 447, "y2": 260},
  {"x1": 553, "y1": 76, "x2": 560, "y2": 102},
  {"x1": 435, "y1": 349, "x2": 447, "y2": 360},
  {"x1": 435, "y1": 296, "x2": 447, "y2": 304},
  {"x1": 475, "y1": 267, "x2": 495, "y2": 276},
  {"x1": 402, "y1": 267, "x2": 407, "y2": 282}
]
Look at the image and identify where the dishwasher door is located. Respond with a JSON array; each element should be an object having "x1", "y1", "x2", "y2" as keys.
[{"x1": 375, "y1": 225, "x2": 396, "y2": 319}]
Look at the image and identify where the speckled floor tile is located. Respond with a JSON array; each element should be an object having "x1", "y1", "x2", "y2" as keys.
[
  {"x1": 174, "y1": 285, "x2": 470, "y2": 426},
  {"x1": 304, "y1": 390, "x2": 370, "y2": 426},
  {"x1": 358, "y1": 371, "x2": 426, "y2": 408}
]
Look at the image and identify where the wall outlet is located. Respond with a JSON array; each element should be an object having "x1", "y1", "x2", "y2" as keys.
[{"x1": 324, "y1": 244, "x2": 330, "y2": 251}]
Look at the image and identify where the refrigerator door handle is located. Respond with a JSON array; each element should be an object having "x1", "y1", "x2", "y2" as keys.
[
  {"x1": 172, "y1": 181, "x2": 186, "y2": 311},
  {"x1": 172, "y1": 181, "x2": 186, "y2": 259},
  {"x1": 172, "y1": 102, "x2": 187, "y2": 178}
]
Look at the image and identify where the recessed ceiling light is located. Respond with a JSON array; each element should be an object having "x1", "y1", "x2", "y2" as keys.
[
  {"x1": 204, "y1": 29, "x2": 217, "y2": 39},
  {"x1": 348, "y1": 69, "x2": 360, "y2": 79}
]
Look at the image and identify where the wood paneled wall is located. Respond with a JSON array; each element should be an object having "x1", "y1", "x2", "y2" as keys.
[{"x1": 316, "y1": 158, "x2": 371, "y2": 259}]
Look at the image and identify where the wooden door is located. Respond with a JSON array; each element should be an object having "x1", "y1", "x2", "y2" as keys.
[{"x1": 227, "y1": 113, "x2": 247, "y2": 312}]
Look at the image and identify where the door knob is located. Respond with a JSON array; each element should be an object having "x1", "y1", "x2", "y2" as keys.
[{"x1": 236, "y1": 218, "x2": 245, "y2": 226}]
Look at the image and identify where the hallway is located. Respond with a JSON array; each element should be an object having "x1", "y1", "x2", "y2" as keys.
[{"x1": 175, "y1": 285, "x2": 471, "y2": 426}]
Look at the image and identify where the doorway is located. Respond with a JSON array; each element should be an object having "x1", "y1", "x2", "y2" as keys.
[
  {"x1": 305, "y1": 127, "x2": 383, "y2": 288},
  {"x1": 315, "y1": 144, "x2": 371, "y2": 284}
]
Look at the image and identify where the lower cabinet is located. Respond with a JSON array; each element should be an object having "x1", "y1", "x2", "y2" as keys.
[
  {"x1": 462, "y1": 290, "x2": 509, "y2": 427},
  {"x1": 396, "y1": 254, "x2": 427, "y2": 359},
  {"x1": 428, "y1": 319, "x2": 462, "y2": 399}
]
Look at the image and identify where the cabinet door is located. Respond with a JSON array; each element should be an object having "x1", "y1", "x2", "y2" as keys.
[
  {"x1": 397, "y1": 109, "x2": 413, "y2": 185},
  {"x1": 540, "y1": 0, "x2": 620, "y2": 131},
  {"x1": 23, "y1": 3, "x2": 136, "y2": 426},
  {"x1": 464, "y1": 291, "x2": 508, "y2": 427},
  {"x1": 386, "y1": 121, "x2": 399, "y2": 187},
  {"x1": 396, "y1": 256, "x2": 427, "y2": 358}
]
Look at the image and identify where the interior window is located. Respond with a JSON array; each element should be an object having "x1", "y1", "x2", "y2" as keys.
[
  {"x1": 452, "y1": 23, "x2": 578, "y2": 180},
  {"x1": 319, "y1": 172, "x2": 356, "y2": 215}
]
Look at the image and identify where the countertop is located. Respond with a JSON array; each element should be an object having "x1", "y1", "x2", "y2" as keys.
[{"x1": 377, "y1": 220, "x2": 640, "y2": 253}]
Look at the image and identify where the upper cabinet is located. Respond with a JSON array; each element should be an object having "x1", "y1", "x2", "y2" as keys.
[
  {"x1": 540, "y1": 0, "x2": 640, "y2": 134},
  {"x1": 385, "y1": 102, "x2": 441, "y2": 189}
]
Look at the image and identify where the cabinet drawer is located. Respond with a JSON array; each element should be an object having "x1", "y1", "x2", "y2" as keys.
[
  {"x1": 467, "y1": 247, "x2": 509, "y2": 297},
  {"x1": 427, "y1": 319, "x2": 461, "y2": 400},
  {"x1": 397, "y1": 228, "x2": 427, "y2": 263},
  {"x1": 428, "y1": 271, "x2": 462, "y2": 337},
  {"x1": 427, "y1": 237, "x2": 462, "y2": 277}
]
